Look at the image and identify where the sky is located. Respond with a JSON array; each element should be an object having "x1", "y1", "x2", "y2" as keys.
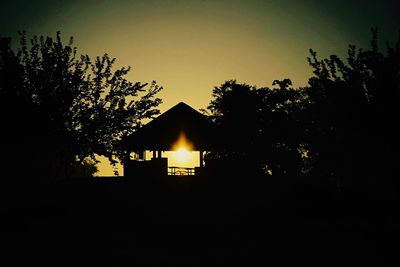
[{"x1": 1, "y1": 0, "x2": 399, "y2": 175}]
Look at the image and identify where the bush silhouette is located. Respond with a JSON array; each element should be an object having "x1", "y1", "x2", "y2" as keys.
[
  {"x1": 0, "y1": 32, "x2": 162, "y2": 180},
  {"x1": 206, "y1": 28, "x2": 399, "y2": 199}
]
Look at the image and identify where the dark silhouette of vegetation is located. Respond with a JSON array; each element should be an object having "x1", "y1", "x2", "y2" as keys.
[
  {"x1": 206, "y1": 29, "x2": 399, "y2": 200},
  {"x1": 0, "y1": 31, "x2": 162, "y2": 180},
  {"x1": 303, "y1": 28, "x2": 399, "y2": 198},
  {"x1": 69, "y1": 157, "x2": 99, "y2": 177},
  {"x1": 205, "y1": 79, "x2": 306, "y2": 177}
]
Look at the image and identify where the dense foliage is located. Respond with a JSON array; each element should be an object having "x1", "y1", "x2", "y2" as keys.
[
  {"x1": 206, "y1": 29, "x2": 399, "y2": 196},
  {"x1": 0, "y1": 32, "x2": 162, "y2": 179},
  {"x1": 206, "y1": 79, "x2": 306, "y2": 177}
]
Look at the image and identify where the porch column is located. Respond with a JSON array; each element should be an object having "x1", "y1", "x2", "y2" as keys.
[
  {"x1": 199, "y1": 150, "x2": 204, "y2": 168},
  {"x1": 138, "y1": 150, "x2": 145, "y2": 160}
]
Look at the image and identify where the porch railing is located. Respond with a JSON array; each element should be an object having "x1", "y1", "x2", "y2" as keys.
[{"x1": 168, "y1": 166, "x2": 195, "y2": 176}]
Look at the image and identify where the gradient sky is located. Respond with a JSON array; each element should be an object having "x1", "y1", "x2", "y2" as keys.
[{"x1": 1, "y1": 0, "x2": 399, "y2": 175}]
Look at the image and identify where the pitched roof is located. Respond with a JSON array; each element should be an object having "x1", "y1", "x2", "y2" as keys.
[{"x1": 124, "y1": 102, "x2": 217, "y2": 151}]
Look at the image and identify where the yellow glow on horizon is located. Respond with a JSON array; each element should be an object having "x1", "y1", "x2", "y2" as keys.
[{"x1": 5, "y1": 0, "x2": 391, "y2": 177}]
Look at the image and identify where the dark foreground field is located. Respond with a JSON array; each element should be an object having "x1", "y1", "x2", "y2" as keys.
[{"x1": 1, "y1": 175, "x2": 399, "y2": 266}]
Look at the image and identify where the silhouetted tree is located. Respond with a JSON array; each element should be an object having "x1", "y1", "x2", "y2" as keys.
[
  {"x1": 206, "y1": 29, "x2": 399, "y2": 200},
  {"x1": 0, "y1": 32, "x2": 162, "y2": 180},
  {"x1": 206, "y1": 79, "x2": 306, "y2": 177},
  {"x1": 304, "y1": 28, "x2": 399, "y2": 197},
  {"x1": 68, "y1": 157, "x2": 99, "y2": 177}
]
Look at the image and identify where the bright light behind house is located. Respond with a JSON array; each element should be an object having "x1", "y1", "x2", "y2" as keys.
[
  {"x1": 174, "y1": 148, "x2": 191, "y2": 164},
  {"x1": 168, "y1": 132, "x2": 198, "y2": 167}
]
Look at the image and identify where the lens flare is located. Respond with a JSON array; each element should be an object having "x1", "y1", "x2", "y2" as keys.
[
  {"x1": 171, "y1": 132, "x2": 193, "y2": 151},
  {"x1": 170, "y1": 132, "x2": 194, "y2": 165},
  {"x1": 174, "y1": 147, "x2": 191, "y2": 163}
]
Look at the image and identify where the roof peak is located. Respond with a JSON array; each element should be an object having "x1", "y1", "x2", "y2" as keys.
[
  {"x1": 124, "y1": 101, "x2": 216, "y2": 150},
  {"x1": 176, "y1": 101, "x2": 190, "y2": 106},
  {"x1": 169, "y1": 102, "x2": 198, "y2": 112}
]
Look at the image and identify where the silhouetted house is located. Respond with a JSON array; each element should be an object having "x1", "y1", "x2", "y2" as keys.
[{"x1": 123, "y1": 102, "x2": 217, "y2": 177}]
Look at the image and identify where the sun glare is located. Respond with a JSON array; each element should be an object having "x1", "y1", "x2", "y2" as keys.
[
  {"x1": 168, "y1": 132, "x2": 197, "y2": 167},
  {"x1": 174, "y1": 147, "x2": 191, "y2": 163}
]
